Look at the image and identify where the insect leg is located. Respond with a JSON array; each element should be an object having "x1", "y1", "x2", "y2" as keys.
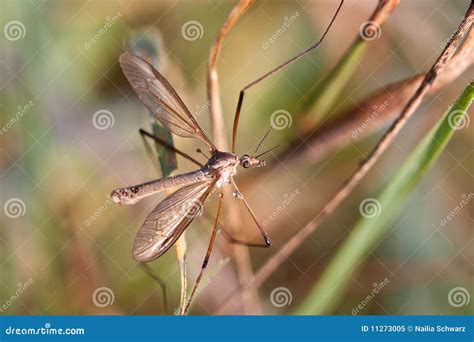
[
  {"x1": 231, "y1": 178, "x2": 272, "y2": 247},
  {"x1": 183, "y1": 189, "x2": 224, "y2": 314},
  {"x1": 139, "y1": 128, "x2": 203, "y2": 167},
  {"x1": 231, "y1": 0, "x2": 344, "y2": 152},
  {"x1": 218, "y1": 224, "x2": 270, "y2": 248}
]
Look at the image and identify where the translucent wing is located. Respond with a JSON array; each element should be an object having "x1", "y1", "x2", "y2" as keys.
[
  {"x1": 133, "y1": 177, "x2": 217, "y2": 262},
  {"x1": 120, "y1": 53, "x2": 217, "y2": 152}
]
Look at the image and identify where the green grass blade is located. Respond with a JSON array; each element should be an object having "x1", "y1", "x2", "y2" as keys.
[
  {"x1": 307, "y1": 41, "x2": 367, "y2": 123},
  {"x1": 129, "y1": 31, "x2": 177, "y2": 177},
  {"x1": 295, "y1": 81, "x2": 473, "y2": 315}
]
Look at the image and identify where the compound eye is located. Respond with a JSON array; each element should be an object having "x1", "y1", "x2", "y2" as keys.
[{"x1": 243, "y1": 160, "x2": 251, "y2": 168}]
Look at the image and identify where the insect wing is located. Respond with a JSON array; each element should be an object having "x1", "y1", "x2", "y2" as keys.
[
  {"x1": 132, "y1": 177, "x2": 217, "y2": 262},
  {"x1": 120, "y1": 53, "x2": 216, "y2": 151}
]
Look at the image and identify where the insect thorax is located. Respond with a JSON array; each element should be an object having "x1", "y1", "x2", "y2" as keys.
[{"x1": 205, "y1": 151, "x2": 239, "y2": 187}]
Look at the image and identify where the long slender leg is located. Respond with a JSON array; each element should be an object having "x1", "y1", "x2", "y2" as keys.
[
  {"x1": 218, "y1": 224, "x2": 270, "y2": 248},
  {"x1": 231, "y1": 0, "x2": 344, "y2": 152},
  {"x1": 139, "y1": 128, "x2": 203, "y2": 167},
  {"x1": 200, "y1": 211, "x2": 269, "y2": 248},
  {"x1": 183, "y1": 189, "x2": 224, "y2": 315},
  {"x1": 140, "y1": 263, "x2": 168, "y2": 314},
  {"x1": 231, "y1": 178, "x2": 271, "y2": 246}
]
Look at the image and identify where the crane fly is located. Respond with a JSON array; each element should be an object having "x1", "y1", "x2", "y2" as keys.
[{"x1": 111, "y1": 0, "x2": 344, "y2": 314}]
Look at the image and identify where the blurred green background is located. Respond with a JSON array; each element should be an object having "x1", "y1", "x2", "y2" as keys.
[{"x1": 0, "y1": 0, "x2": 472, "y2": 315}]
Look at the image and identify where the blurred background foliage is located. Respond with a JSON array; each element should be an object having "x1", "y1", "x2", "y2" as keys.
[{"x1": 0, "y1": 0, "x2": 472, "y2": 315}]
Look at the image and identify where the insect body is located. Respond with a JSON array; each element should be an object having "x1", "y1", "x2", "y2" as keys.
[
  {"x1": 111, "y1": 53, "x2": 269, "y2": 263},
  {"x1": 111, "y1": 0, "x2": 343, "y2": 314}
]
